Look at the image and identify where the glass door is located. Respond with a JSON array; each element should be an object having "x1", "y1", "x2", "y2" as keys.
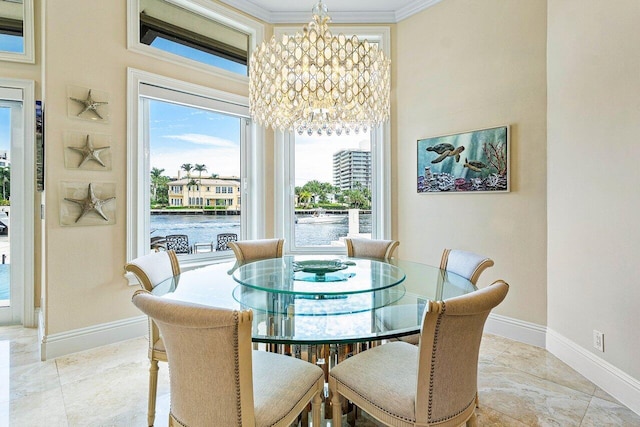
[{"x1": 0, "y1": 98, "x2": 20, "y2": 324}]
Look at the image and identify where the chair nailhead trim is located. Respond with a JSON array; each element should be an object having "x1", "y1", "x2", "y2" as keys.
[
  {"x1": 428, "y1": 302, "x2": 446, "y2": 422},
  {"x1": 431, "y1": 397, "x2": 476, "y2": 424},
  {"x1": 233, "y1": 311, "x2": 242, "y2": 427}
]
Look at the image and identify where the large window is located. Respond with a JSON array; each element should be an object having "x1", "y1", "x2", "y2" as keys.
[
  {"x1": 128, "y1": 0, "x2": 263, "y2": 80},
  {"x1": 275, "y1": 26, "x2": 392, "y2": 254},
  {"x1": 127, "y1": 69, "x2": 263, "y2": 265},
  {"x1": 292, "y1": 132, "x2": 373, "y2": 248},
  {"x1": 146, "y1": 99, "x2": 242, "y2": 257}
]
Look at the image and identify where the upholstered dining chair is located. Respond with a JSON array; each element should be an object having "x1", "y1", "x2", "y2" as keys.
[
  {"x1": 344, "y1": 237, "x2": 400, "y2": 260},
  {"x1": 329, "y1": 280, "x2": 509, "y2": 427},
  {"x1": 124, "y1": 250, "x2": 180, "y2": 427},
  {"x1": 228, "y1": 238, "x2": 285, "y2": 265},
  {"x1": 131, "y1": 291, "x2": 325, "y2": 427},
  {"x1": 440, "y1": 248, "x2": 495, "y2": 286},
  {"x1": 399, "y1": 249, "x2": 494, "y2": 346}
]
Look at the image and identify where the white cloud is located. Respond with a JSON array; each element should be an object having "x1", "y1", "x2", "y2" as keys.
[
  {"x1": 164, "y1": 133, "x2": 238, "y2": 148},
  {"x1": 151, "y1": 146, "x2": 240, "y2": 178},
  {"x1": 294, "y1": 132, "x2": 370, "y2": 186}
]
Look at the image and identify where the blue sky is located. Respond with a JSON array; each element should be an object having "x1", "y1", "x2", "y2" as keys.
[
  {"x1": 0, "y1": 108, "x2": 10, "y2": 153},
  {"x1": 149, "y1": 100, "x2": 242, "y2": 179},
  {"x1": 149, "y1": 99, "x2": 369, "y2": 186},
  {"x1": 147, "y1": 42, "x2": 370, "y2": 186},
  {"x1": 0, "y1": 35, "x2": 23, "y2": 54}
]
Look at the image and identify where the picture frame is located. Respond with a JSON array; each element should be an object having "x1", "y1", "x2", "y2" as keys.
[
  {"x1": 417, "y1": 125, "x2": 510, "y2": 193},
  {"x1": 35, "y1": 100, "x2": 44, "y2": 192}
]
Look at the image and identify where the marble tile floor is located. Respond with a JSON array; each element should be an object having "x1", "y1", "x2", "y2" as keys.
[{"x1": 0, "y1": 326, "x2": 638, "y2": 426}]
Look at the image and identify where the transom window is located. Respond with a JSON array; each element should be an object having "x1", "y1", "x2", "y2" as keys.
[{"x1": 127, "y1": 0, "x2": 263, "y2": 80}]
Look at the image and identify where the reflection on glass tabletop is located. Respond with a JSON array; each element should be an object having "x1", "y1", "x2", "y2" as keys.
[{"x1": 232, "y1": 255, "x2": 406, "y2": 296}]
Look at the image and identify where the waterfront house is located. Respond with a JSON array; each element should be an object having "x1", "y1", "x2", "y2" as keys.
[
  {"x1": 0, "y1": 0, "x2": 639, "y2": 424},
  {"x1": 167, "y1": 177, "x2": 241, "y2": 209}
]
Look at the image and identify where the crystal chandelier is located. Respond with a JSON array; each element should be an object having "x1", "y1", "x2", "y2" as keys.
[{"x1": 249, "y1": 1, "x2": 391, "y2": 136}]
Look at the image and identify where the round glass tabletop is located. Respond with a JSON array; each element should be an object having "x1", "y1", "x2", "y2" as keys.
[
  {"x1": 231, "y1": 256, "x2": 406, "y2": 296},
  {"x1": 153, "y1": 258, "x2": 476, "y2": 345}
]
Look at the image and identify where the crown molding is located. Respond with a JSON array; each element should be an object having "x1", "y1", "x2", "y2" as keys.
[
  {"x1": 217, "y1": 0, "x2": 443, "y2": 24},
  {"x1": 217, "y1": 0, "x2": 273, "y2": 23},
  {"x1": 395, "y1": 0, "x2": 444, "y2": 22},
  {"x1": 269, "y1": 10, "x2": 397, "y2": 24}
]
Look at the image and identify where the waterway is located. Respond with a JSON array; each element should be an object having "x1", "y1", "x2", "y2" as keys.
[{"x1": 151, "y1": 213, "x2": 372, "y2": 247}]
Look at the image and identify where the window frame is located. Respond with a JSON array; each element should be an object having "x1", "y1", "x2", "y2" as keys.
[
  {"x1": 0, "y1": 0, "x2": 34, "y2": 64},
  {"x1": 127, "y1": 68, "x2": 265, "y2": 268},
  {"x1": 0, "y1": 80, "x2": 35, "y2": 327},
  {"x1": 273, "y1": 26, "x2": 392, "y2": 254},
  {"x1": 126, "y1": 0, "x2": 264, "y2": 83}
]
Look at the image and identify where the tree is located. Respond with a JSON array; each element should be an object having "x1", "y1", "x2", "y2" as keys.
[
  {"x1": 155, "y1": 175, "x2": 170, "y2": 205},
  {"x1": 150, "y1": 167, "x2": 165, "y2": 203},
  {"x1": 0, "y1": 166, "x2": 10, "y2": 200},
  {"x1": 181, "y1": 163, "x2": 193, "y2": 206},
  {"x1": 342, "y1": 182, "x2": 371, "y2": 209},
  {"x1": 194, "y1": 164, "x2": 207, "y2": 208},
  {"x1": 301, "y1": 180, "x2": 336, "y2": 204}
]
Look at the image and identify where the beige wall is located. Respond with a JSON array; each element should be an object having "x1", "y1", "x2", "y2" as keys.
[
  {"x1": 41, "y1": 0, "x2": 253, "y2": 334},
  {"x1": 394, "y1": 0, "x2": 548, "y2": 324},
  {"x1": 547, "y1": 0, "x2": 640, "y2": 379}
]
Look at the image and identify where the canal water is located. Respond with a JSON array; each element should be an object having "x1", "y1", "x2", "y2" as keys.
[{"x1": 151, "y1": 213, "x2": 372, "y2": 247}]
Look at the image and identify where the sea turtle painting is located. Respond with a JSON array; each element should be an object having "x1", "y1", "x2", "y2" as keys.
[
  {"x1": 428, "y1": 145, "x2": 465, "y2": 164},
  {"x1": 426, "y1": 143, "x2": 456, "y2": 155},
  {"x1": 463, "y1": 158, "x2": 487, "y2": 172}
]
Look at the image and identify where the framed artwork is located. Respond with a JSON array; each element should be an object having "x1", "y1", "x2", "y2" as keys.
[
  {"x1": 60, "y1": 181, "x2": 116, "y2": 226},
  {"x1": 35, "y1": 100, "x2": 44, "y2": 191},
  {"x1": 417, "y1": 125, "x2": 509, "y2": 193},
  {"x1": 66, "y1": 85, "x2": 110, "y2": 123},
  {"x1": 63, "y1": 131, "x2": 112, "y2": 170}
]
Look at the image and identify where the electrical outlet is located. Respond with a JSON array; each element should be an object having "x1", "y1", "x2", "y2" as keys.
[{"x1": 593, "y1": 330, "x2": 604, "y2": 352}]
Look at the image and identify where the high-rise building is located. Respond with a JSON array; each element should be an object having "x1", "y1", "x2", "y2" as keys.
[{"x1": 333, "y1": 149, "x2": 371, "y2": 191}]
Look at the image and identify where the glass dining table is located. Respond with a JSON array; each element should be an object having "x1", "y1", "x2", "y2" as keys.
[{"x1": 152, "y1": 255, "x2": 477, "y2": 346}]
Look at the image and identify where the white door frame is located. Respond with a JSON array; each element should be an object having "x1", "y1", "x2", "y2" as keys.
[{"x1": 0, "y1": 78, "x2": 35, "y2": 327}]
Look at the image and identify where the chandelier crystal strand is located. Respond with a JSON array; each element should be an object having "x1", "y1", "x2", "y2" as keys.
[{"x1": 249, "y1": 1, "x2": 391, "y2": 136}]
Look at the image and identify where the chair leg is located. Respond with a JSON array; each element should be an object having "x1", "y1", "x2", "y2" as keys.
[
  {"x1": 312, "y1": 390, "x2": 322, "y2": 427},
  {"x1": 331, "y1": 387, "x2": 342, "y2": 427},
  {"x1": 466, "y1": 411, "x2": 478, "y2": 427},
  {"x1": 148, "y1": 359, "x2": 159, "y2": 426}
]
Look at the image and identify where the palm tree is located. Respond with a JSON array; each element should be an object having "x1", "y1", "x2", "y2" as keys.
[
  {"x1": 194, "y1": 164, "x2": 207, "y2": 208},
  {"x1": 150, "y1": 167, "x2": 165, "y2": 203},
  {"x1": 181, "y1": 163, "x2": 193, "y2": 206}
]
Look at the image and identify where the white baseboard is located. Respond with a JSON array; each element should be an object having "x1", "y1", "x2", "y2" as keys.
[
  {"x1": 40, "y1": 315, "x2": 147, "y2": 360},
  {"x1": 484, "y1": 312, "x2": 547, "y2": 348},
  {"x1": 547, "y1": 329, "x2": 640, "y2": 416}
]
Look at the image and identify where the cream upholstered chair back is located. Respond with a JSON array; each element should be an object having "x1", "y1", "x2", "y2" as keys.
[
  {"x1": 329, "y1": 280, "x2": 508, "y2": 427},
  {"x1": 345, "y1": 238, "x2": 399, "y2": 260},
  {"x1": 228, "y1": 238, "x2": 285, "y2": 264},
  {"x1": 132, "y1": 291, "x2": 256, "y2": 426},
  {"x1": 124, "y1": 250, "x2": 180, "y2": 291},
  {"x1": 415, "y1": 280, "x2": 509, "y2": 425},
  {"x1": 124, "y1": 250, "x2": 180, "y2": 427},
  {"x1": 132, "y1": 291, "x2": 324, "y2": 427},
  {"x1": 440, "y1": 249, "x2": 494, "y2": 285}
]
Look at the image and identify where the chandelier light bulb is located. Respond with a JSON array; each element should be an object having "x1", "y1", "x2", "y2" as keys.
[{"x1": 249, "y1": 1, "x2": 391, "y2": 135}]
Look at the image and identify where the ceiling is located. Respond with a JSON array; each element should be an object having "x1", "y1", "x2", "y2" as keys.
[{"x1": 217, "y1": 0, "x2": 444, "y2": 24}]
